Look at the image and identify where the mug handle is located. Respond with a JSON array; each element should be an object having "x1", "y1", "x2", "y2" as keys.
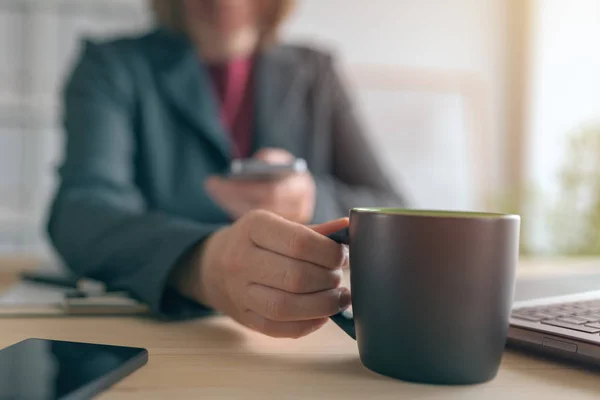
[{"x1": 327, "y1": 227, "x2": 356, "y2": 340}]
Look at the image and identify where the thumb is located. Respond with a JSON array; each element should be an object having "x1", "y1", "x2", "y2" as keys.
[
  {"x1": 310, "y1": 218, "x2": 350, "y2": 269},
  {"x1": 309, "y1": 218, "x2": 349, "y2": 236},
  {"x1": 253, "y1": 148, "x2": 295, "y2": 164}
]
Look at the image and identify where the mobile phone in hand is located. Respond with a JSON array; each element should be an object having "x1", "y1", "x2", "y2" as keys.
[{"x1": 226, "y1": 158, "x2": 307, "y2": 181}]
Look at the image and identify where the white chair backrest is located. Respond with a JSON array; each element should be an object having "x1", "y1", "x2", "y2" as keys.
[{"x1": 340, "y1": 63, "x2": 491, "y2": 211}]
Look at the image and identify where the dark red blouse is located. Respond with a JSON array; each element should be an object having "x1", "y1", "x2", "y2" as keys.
[{"x1": 206, "y1": 57, "x2": 254, "y2": 159}]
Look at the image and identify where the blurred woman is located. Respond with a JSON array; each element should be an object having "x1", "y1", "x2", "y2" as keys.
[{"x1": 48, "y1": 0, "x2": 406, "y2": 338}]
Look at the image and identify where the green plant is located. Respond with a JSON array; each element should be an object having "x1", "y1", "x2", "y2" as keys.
[{"x1": 549, "y1": 123, "x2": 600, "y2": 255}]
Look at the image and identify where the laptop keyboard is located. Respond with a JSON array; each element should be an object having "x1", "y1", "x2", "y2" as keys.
[{"x1": 512, "y1": 299, "x2": 600, "y2": 334}]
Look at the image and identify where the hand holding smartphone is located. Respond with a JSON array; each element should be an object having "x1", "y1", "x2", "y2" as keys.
[{"x1": 207, "y1": 154, "x2": 315, "y2": 223}]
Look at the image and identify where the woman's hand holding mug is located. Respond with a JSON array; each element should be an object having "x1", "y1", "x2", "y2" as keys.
[{"x1": 174, "y1": 210, "x2": 351, "y2": 339}]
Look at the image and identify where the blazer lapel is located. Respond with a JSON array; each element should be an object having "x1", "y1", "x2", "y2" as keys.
[
  {"x1": 150, "y1": 31, "x2": 231, "y2": 161},
  {"x1": 254, "y1": 46, "x2": 306, "y2": 153}
]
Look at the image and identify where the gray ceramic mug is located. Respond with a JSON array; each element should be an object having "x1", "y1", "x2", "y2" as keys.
[{"x1": 327, "y1": 208, "x2": 520, "y2": 385}]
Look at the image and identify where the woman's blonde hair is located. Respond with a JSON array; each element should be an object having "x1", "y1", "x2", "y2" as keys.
[{"x1": 149, "y1": 0, "x2": 296, "y2": 45}]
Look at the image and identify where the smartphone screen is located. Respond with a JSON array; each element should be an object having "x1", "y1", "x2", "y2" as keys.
[{"x1": 0, "y1": 338, "x2": 147, "y2": 400}]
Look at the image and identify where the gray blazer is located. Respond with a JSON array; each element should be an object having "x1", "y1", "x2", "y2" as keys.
[{"x1": 47, "y1": 29, "x2": 406, "y2": 319}]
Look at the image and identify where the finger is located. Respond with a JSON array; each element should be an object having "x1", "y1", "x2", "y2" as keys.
[
  {"x1": 204, "y1": 176, "x2": 223, "y2": 191},
  {"x1": 205, "y1": 177, "x2": 262, "y2": 208},
  {"x1": 244, "y1": 283, "x2": 351, "y2": 322},
  {"x1": 204, "y1": 179, "x2": 254, "y2": 218},
  {"x1": 253, "y1": 148, "x2": 295, "y2": 164},
  {"x1": 206, "y1": 177, "x2": 274, "y2": 202},
  {"x1": 310, "y1": 218, "x2": 350, "y2": 268},
  {"x1": 247, "y1": 248, "x2": 343, "y2": 293},
  {"x1": 246, "y1": 211, "x2": 346, "y2": 269},
  {"x1": 242, "y1": 310, "x2": 328, "y2": 339},
  {"x1": 205, "y1": 177, "x2": 232, "y2": 201},
  {"x1": 205, "y1": 177, "x2": 251, "y2": 199},
  {"x1": 309, "y1": 218, "x2": 350, "y2": 235}
]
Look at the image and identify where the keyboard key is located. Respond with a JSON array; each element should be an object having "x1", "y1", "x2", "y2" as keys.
[
  {"x1": 556, "y1": 316, "x2": 588, "y2": 325},
  {"x1": 541, "y1": 309, "x2": 565, "y2": 317},
  {"x1": 541, "y1": 320, "x2": 600, "y2": 333},
  {"x1": 572, "y1": 311, "x2": 593, "y2": 318},
  {"x1": 561, "y1": 306, "x2": 581, "y2": 311},
  {"x1": 554, "y1": 311, "x2": 575, "y2": 317},
  {"x1": 512, "y1": 314, "x2": 544, "y2": 322},
  {"x1": 574, "y1": 316, "x2": 600, "y2": 323},
  {"x1": 534, "y1": 313, "x2": 558, "y2": 320},
  {"x1": 551, "y1": 313, "x2": 569, "y2": 318},
  {"x1": 585, "y1": 322, "x2": 600, "y2": 329},
  {"x1": 514, "y1": 308, "x2": 536, "y2": 314}
]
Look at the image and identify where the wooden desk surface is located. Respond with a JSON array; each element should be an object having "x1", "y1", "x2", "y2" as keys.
[{"x1": 1, "y1": 257, "x2": 599, "y2": 399}]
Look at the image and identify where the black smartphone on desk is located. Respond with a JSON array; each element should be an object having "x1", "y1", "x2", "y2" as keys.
[
  {"x1": 227, "y1": 158, "x2": 307, "y2": 180},
  {"x1": 0, "y1": 338, "x2": 147, "y2": 399}
]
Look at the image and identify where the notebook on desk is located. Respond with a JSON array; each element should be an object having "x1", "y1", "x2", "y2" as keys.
[{"x1": 0, "y1": 269, "x2": 150, "y2": 317}]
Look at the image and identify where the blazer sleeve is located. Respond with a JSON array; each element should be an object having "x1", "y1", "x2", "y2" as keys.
[
  {"x1": 312, "y1": 56, "x2": 410, "y2": 223},
  {"x1": 47, "y1": 40, "x2": 219, "y2": 319}
]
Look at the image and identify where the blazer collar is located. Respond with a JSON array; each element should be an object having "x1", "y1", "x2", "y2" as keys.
[
  {"x1": 254, "y1": 45, "x2": 305, "y2": 151},
  {"x1": 147, "y1": 29, "x2": 304, "y2": 161},
  {"x1": 148, "y1": 29, "x2": 231, "y2": 161}
]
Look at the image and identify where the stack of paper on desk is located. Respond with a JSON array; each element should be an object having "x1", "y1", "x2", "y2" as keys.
[{"x1": 0, "y1": 281, "x2": 149, "y2": 317}]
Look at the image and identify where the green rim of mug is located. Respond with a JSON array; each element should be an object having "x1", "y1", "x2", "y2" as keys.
[{"x1": 351, "y1": 208, "x2": 520, "y2": 219}]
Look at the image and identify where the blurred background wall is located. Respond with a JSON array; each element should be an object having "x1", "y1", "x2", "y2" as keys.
[
  {"x1": 0, "y1": 0, "x2": 598, "y2": 258},
  {"x1": 0, "y1": 0, "x2": 151, "y2": 256}
]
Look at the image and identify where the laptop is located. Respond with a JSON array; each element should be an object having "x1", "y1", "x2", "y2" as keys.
[{"x1": 508, "y1": 272, "x2": 600, "y2": 365}]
